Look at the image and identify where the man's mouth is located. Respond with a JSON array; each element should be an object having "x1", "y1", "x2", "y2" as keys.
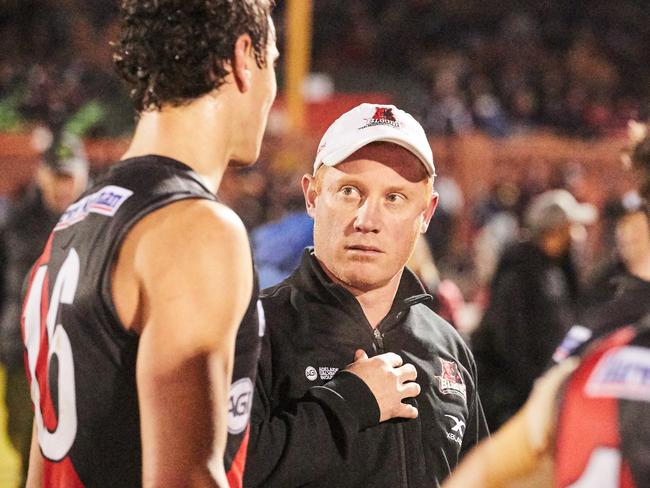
[{"x1": 345, "y1": 245, "x2": 383, "y2": 253}]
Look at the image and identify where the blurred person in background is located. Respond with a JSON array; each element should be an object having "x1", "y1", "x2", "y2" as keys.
[
  {"x1": 471, "y1": 188, "x2": 596, "y2": 431},
  {"x1": 471, "y1": 180, "x2": 522, "y2": 290},
  {"x1": 443, "y1": 121, "x2": 650, "y2": 488},
  {"x1": 553, "y1": 190, "x2": 650, "y2": 364},
  {"x1": 245, "y1": 104, "x2": 488, "y2": 488},
  {"x1": 0, "y1": 129, "x2": 88, "y2": 484},
  {"x1": 251, "y1": 169, "x2": 314, "y2": 288},
  {"x1": 20, "y1": 1, "x2": 278, "y2": 486}
]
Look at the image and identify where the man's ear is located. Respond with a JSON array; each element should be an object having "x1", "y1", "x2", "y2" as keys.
[
  {"x1": 420, "y1": 192, "x2": 439, "y2": 234},
  {"x1": 232, "y1": 34, "x2": 253, "y2": 93},
  {"x1": 302, "y1": 174, "x2": 317, "y2": 218}
]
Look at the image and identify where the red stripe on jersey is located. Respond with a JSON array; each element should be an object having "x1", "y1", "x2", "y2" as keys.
[
  {"x1": 555, "y1": 326, "x2": 637, "y2": 487},
  {"x1": 226, "y1": 427, "x2": 250, "y2": 488},
  {"x1": 35, "y1": 271, "x2": 59, "y2": 432},
  {"x1": 40, "y1": 233, "x2": 55, "y2": 263},
  {"x1": 20, "y1": 232, "x2": 55, "y2": 380},
  {"x1": 44, "y1": 457, "x2": 85, "y2": 488}
]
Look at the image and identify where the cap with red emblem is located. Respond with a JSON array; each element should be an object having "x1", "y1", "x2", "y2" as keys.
[{"x1": 313, "y1": 103, "x2": 435, "y2": 176}]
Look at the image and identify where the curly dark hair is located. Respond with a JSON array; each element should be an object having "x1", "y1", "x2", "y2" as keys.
[{"x1": 113, "y1": 0, "x2": 274, "y2": 112}]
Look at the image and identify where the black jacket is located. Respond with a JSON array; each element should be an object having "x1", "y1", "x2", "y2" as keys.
[
  {"x1": 471, "y1": 239, "x2": 579, "y2": 430},
  {"x1": 244, "y1": 250, "x2": 488, "y2": 488},
  {"x1": 579, "y1": 259, "x2": 650, "y2": 336}
]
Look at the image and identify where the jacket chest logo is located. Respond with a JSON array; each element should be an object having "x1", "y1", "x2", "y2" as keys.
[
  {"x1": 305, "y1": 365, "x2": 339, "y2": 381},
  {"x1": 435, "y1": 358, "x2": 466, "y2": 401}
]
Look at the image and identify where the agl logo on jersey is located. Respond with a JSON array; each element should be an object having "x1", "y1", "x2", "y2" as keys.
[{"x1": 228, "y1": 378, "x2": 253, "y2": 435}]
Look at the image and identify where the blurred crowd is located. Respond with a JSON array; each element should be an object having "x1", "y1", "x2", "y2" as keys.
[
  {"x1": 2, "y1": 0, "x2": 646, "y2": 310},
  {"x1": 1, "y1": 0, "x2": 649, "y2": 138},
  {"x1": 311, "y1": 0, "x2": 650, "y2": 138},
  {"x1": 0, "y1": 0, "x2": 128, "y2": 136},
  {"x1": 2, "y1": 2, "x2": 650, "y2": 483}
]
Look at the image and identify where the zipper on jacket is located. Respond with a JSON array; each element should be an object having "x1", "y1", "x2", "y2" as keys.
[
  {"x1": 397, "y1": 424, "x2": 409, "y2": 488},
  {"x1": 373, "y1": 329, "x2": 385, "y2": 353}
]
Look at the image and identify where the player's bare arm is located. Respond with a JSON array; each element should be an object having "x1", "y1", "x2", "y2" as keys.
[
  {"x1": 25, "y1": 423, "x2": 44, "y2": 488},
  {"x1": 112, "y1": 198, "x2": 253, "y2": 487}
]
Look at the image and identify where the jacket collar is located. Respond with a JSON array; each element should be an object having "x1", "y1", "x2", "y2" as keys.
[{"x1": 292, "y1": 248, "x2": 432, "y2": 316}]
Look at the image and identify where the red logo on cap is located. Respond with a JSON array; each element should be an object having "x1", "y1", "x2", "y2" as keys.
[
  {"x1": 359, "y1": 106, "x2": 400, "y2": 130},
  {"x1": 372, "y1": 107, "x2": 396, "y2": 122}
]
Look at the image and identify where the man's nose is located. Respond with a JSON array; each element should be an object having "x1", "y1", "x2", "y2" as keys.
[{"x1": 354, "y1": 198, "x2": 381, "y2": 233}]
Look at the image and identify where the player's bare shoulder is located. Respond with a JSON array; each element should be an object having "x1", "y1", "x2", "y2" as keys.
[
  {"x1": 113, "y1": 198, "x2": 253, "y2": 337},
  {"x1": 140, "y1": 198, "x2": 249, "y2": 249}
]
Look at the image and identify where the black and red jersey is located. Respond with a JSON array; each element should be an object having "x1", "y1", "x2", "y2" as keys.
[
  {"x1": 555, "y1": 321, "x2": 650, "y2": 487},
  {"x1": 20, "y1": 155, "x2": 262, "y2": 487}
]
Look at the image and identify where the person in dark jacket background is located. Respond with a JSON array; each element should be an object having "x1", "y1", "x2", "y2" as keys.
[
  {"x1": 444, "y1": 121, "x2": 650, "y2": 488},
  {"x1": 471, "y1": 188, "x2": 596, "y2": 431},
  {"x1": 244, "y1": 103, "x2": 488, "y2": 488},
  {"x1": 0, "y1": 130, "x2": 88, "y2": 482},
  {"x1": 552, "y1": 190, "x2": 650, "y2": 363}
]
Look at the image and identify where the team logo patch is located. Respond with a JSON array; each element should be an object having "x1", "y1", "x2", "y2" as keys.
[
  {"x1": 585, "y1": 346, "x2": 650, "y2": 402},
  {"x1": 55, "y1": 185, "x2": 133, "y2": 230},
  {"x1": 444, "y1": 414, "x2": 465, "y2": 446},
  {"x1": 435, "y1": 358, "x2": 466, "y2": 400},
  {"x1": 359, "y1": 106, "x2": 400, "y2": 130},
  {"x1": 228, "y1": 378, "x2": 254, "y2": 435}
]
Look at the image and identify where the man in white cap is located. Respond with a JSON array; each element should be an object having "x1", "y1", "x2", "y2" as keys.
[
  {"x1": 471, "y1": 187, "x2": 597, "y2": 432},
  {"x1": 244, "y1": 103, "x2": 488, "y2": 487}
]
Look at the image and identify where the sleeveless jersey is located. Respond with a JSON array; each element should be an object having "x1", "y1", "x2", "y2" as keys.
[
  {"x1": 555, "y1": 322, "x2": 650, "y2": 487},
  {"x1": 20, "y1": 155, "x2": 262, "y2": 487}
]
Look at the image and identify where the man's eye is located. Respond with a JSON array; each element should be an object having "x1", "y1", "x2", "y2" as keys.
[
  {"x1": 340, "y1": 186, "x2": 358, "y2": 196},
  {"x1": 387, "y1": 194, "x2": 404, "y2": 203}
]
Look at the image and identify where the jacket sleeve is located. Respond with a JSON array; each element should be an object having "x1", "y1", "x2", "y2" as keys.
[{"x1": 244, "y1": 339, "x2": 380, "y2": 487}]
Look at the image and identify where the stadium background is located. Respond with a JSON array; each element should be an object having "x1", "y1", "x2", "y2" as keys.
[{"x1": 1, "y1": 1, "x2": 649, "y2": 486}]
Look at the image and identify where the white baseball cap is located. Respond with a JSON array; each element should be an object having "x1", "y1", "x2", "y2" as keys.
[
  {"x1": 525, "y1": 189, "x2": 597, "y2": 234},
  {"x1": 313, "y1": 103, "x2": 435, "y2": 176}
]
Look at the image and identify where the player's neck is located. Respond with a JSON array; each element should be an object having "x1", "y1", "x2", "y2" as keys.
[{"x1": 123, "y1": 97, "x2": 233, "y2": 194}]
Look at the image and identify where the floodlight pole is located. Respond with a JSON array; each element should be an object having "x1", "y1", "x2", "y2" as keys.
[{"x1": 285, "y1": 0, "x2": 313, "y2": 132}]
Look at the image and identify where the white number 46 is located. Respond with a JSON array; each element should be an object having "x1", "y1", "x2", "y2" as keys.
[{"x1": 23, "y1": 249, "x2": 80, "y2": 461}]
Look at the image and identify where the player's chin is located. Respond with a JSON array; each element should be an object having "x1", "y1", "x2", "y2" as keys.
[
  {"x1": 229, "y1": 140, "x2": 264, "y2": 168},
  {"x1": 229, "y1": 156, "x2": 258, "y2": 168}
]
